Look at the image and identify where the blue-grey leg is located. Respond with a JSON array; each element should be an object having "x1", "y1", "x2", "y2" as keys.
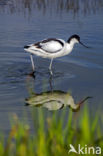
[
  {"x1": 49, "y1": 58, "x2": 53, "y2": 75},
  {"x1": 30, "y1": 54, "x2": 35, "y2": 71}
]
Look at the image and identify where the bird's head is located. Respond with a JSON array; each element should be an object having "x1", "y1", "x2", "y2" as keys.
[{"x1": 67, "y1": 34, "x2": 89, "y2": 48}]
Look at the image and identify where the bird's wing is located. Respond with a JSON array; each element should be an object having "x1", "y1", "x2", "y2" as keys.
[{"x1": 34, "y1": 38, "x2": 64, "y2": 53}]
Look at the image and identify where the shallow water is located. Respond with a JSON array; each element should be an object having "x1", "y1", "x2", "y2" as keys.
[{"x1": 0, "y1": 0, "x2": 103, "y2": 132}]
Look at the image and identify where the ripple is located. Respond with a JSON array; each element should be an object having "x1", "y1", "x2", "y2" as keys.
[{"x1": 60, "y1": 57, "x2": 103, "y2": 70}]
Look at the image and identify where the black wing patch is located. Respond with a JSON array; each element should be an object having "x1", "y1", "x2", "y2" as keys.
[{"x1": 34, "y1": 38, "x2": 64, "y2": 48}]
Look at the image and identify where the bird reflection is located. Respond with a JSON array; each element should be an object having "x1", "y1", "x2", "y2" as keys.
[
  {"x1": 25, "y1": 73, "x2": 91, "y2": 111},
  {"x1": 25, "y1": 90, "x2": 91, "y2": 112}
]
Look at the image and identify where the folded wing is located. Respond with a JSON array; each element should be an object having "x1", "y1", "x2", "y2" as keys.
[{"x1": 34, "y1": 38, "x2": 64, "y2": 53}]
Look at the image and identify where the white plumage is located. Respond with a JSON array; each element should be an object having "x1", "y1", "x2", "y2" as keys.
[
  {"x1": 24, "y1": 38, "x2": 66, "y2": 58},
  {"x1": 24, "y1": 34, "x2": 88, "y2": 75}
]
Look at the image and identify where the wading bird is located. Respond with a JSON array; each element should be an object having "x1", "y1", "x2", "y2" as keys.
[{"x1": 24, "y1": 34, "x2": 89, "y2": 75}]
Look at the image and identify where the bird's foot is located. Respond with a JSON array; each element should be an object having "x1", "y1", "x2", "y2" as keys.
[{"x1": 28, "y1": 71, "x2": 36, "y2": 78}]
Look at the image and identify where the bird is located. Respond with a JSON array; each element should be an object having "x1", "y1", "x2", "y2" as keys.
[{"x1": 24, "y1": 34, "x2": 89, "y2": 75}]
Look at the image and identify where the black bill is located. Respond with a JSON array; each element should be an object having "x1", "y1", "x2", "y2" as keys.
[{"x1": 79, "y1": 41, "x2": 90, "y2": 48}]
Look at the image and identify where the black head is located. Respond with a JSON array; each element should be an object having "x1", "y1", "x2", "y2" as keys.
[
  {"x1": 67, "y1": 34, "x2": 80, "y2": 43},
  {"x1": 67, "y1": 34, "x2": 89, "y2": 48}
]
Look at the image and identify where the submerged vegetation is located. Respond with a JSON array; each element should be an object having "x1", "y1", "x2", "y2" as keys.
[{"x1": 0, "y1": 106, "x2": 103, "y2": 156}]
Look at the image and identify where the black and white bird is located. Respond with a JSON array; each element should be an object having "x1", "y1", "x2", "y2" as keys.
[{"x1": 24, "y1": 34, "x2": 88, "y2": 75}]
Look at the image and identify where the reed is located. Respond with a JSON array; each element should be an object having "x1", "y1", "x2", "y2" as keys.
[{"x1": 0, "y1": 105, "x2": 103, "y2": 156}]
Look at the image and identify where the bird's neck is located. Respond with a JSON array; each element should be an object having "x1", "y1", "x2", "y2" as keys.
[
  {"x1": 68, "y1": 40, "x2": 76, "y2": 48},
  {"x1": 65, "y1": 42, "x2": 74, "y2": 53}
]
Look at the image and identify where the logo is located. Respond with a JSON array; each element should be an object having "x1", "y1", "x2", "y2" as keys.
[{"x1": 68, "y1": 144, "x2": 101, "y2": 155}]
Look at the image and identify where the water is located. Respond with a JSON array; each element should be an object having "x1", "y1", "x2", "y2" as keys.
[{"x1": 0, "y1": 0, "x2": 103, "y2": 132}]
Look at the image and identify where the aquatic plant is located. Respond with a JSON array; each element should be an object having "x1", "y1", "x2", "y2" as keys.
[{"x1": 0, "y1": 105, "x2": 103, "y2": 156}]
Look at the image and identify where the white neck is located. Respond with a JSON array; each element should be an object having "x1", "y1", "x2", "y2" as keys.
[
  {"x1": 69, "y1": 39, "x2": 78, "y2": 47},
  {"x1": 64, "y1": 39, "x2": 78, "y2": 55}
]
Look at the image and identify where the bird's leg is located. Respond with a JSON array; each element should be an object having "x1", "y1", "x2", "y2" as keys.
[
  {"x1": 49, "y1": 58, "x2": 53, "y2": 75},
  {"x1": 30, "y1": 54, "x2": 35, "y2": 72}
]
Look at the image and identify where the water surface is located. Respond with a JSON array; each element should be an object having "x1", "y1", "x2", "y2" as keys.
[{"x1": 0, "y1": 0, "x2": 103, "y2": 132}]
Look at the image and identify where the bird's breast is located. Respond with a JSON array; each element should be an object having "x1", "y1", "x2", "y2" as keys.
[{"x1": 64, "y1": 43, "x2": 73, "y2": 55}]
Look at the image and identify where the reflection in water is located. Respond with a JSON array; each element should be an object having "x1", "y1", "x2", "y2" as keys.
[
  {"x1": 25, "y1": 90, "x2": 91, "y2": 111},
  {"x1": 0, "y1": 0, "x2": 103, "y2": 16},
  {"x1": 25, "y1": 74, "x2": 91, "y2": 112}
]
